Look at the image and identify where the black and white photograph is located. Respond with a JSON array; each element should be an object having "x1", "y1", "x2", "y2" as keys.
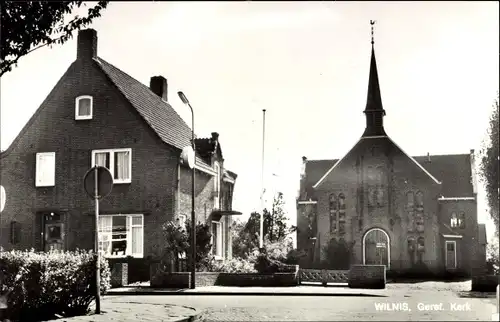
[{"x1": 0, "y1": 1, "x2": 499, "y2": 321}]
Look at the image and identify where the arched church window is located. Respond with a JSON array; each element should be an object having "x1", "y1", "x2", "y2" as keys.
[
  {"x1": 407, "y1": 237, "x2": 415, "y2": 252},
  {"x1": 417, "y1": 237, "x2": 425, "y2": 252},
  {"x1": 407, "y1": 191, "x2": 414, "y2": 208},
  {"x1": 367, "y1": 166, "x2": 375, "y2": 181},
  {"x1": 415, "y1": 191, "x2": 424, "y2": 207},
  {"x1": 376, "y1": 166, "x2": 385, "y2": 207},
  {"x1": 458, "y1": 212, "x2": 465, "y2": 229},
  {"x1": 450, "y1": 212, "x2": 458, "y2": 228},
  {"x1": 329, "y1": 194, "x2": 337, "y2": 233},
  {"x1": 407, "y1": 211, "x2": 415, "y2": 232},
  {"x1": 338, "y1": 193, "x2": 346, "y2": 234}
]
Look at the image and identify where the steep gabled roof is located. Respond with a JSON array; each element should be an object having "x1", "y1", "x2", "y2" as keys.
[
  {"x1": 304, "y1": 159, "x2": 338, "y2": 196},
  {"x1": 414, "y1": 154, "x2": 473, "y2": 197},
  {"x1": 95, "y1": 57, "x2": 194, "y2": 151},
  {"x1": 308, "y1": 150, "x2": 472, "y2": 197},
  {"x1": 312, "y1": 136, "x2": 442, "y2": 189}
]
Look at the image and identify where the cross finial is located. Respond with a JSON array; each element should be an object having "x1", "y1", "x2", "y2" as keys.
[{"x1": 370, "y1": 20, "x2": 376, "y2": 45}]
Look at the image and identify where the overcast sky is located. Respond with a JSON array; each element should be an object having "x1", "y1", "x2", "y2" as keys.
[{"x1": 1, "y1": 1, "x2": 498, "y2": 239}]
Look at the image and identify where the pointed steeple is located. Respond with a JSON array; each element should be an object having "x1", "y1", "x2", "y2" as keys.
[{"x1": 362, "y1": 20, "x2": 387, "y2": 137}]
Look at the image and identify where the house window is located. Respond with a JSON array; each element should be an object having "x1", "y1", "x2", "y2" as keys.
[
  {"x1": 458, "y1": 212, "x2": 465, "y2": 228},
  {"x1": 450, "y1": 212, "x2": 458, "y2": 228},
  {"x1": 214, "y1": 162, "x2": 221, "y2": 209},
  {"x1": 98, "y1": 214, "x2": 143, "y2": 258},
  {"x1": 92, "y1": 148, "x2": 132, "y2": 184},
  {"x1": 211, "y1": 220, "x2": 223, "y2": 259},
  {"x1": 10, "y1": 221, "x2": 21, "y2": 244},
  {"x1": 35, "y1": 152, "x2": 56, "y2": 187},
  {"x1": 75, "y1": 95, "x2": 93, "y2": 120}
]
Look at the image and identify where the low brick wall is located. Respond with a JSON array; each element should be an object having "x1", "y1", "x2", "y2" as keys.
[
  {"x1": 111, "y1": 263, "x2": 128, "y2": 288},
  {"x1": 348, "y1": 265, "x2": 386, "y2": 289},
  {"x1": 218, "y1": 272, "x2": 298, "y2": 287},
  {"x1": 471, "y1": 275, "x2": 499, "y2": 292},
  {"x1": 150, "y1": 263, "x2": 299, "y2": 288}
]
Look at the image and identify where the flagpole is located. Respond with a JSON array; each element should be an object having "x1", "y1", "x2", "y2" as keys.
[{"x1": 260, "y1": 109, "x2": 266, "y2": 249}]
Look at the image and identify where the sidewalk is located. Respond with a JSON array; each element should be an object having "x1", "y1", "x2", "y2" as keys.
[
  {"x1": 107, "y1": 283, "x2": 388, "y2": 297},
  {"x1": 56, "y1": 301, "x2": 204, "y2": 322}
]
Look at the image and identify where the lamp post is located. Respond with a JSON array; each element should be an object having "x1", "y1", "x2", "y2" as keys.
[{"x1": 178, "y1": 91, "x2": 196, "y2": 289}]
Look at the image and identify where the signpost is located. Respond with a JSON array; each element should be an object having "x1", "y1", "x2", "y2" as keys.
[{"x1": 83, "y1": 166, "x2": 113, "y2": 314}]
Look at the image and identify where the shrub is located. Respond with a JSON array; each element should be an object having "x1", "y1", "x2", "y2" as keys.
[
  {"x1": 486, "y1": 239, "x2": 499, "y2": 275},
  {"x1": 0, "y1": 249, "x2": 111, "y2": 321},
  {"x1": 323, "y1": 238, "x2": 353, "y2": 270},
  {"x1": 161, "y1": 220, "x2": 213, "y2": 272},
  {"x1": 285, "y1": 248, "x2": 308, "y2": 265},
  {"x1": 254, "y1": 253, "x2": 296, "y2": 274},
  {"x1": 210, "y1": 257, "x2": 257, "y2": 273}
]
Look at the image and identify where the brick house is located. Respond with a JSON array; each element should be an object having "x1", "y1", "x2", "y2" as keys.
[
  {"x1": 0, "y1": 29, "x2": 239, "y2": 281},
  {"x1": 296, "y1": 38, "x2": 487, "y2": 277}
]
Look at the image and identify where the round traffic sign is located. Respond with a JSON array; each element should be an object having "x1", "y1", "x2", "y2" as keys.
[
  {"x1": 0, "y1": 185, "x2": 5, "y2": 213},
  {"x1": 83, "y1": 166, "x2": 113, "y2": 199},
  {"x1": 181, "y1": 146, "x2": 195, "y2": 169}
]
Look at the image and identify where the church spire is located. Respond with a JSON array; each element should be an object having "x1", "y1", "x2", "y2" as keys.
[{"x1": 362, "y1": 20, "x2": 387, "y2": 137}]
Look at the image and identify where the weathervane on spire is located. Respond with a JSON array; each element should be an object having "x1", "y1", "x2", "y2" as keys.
[{"x1": 370, "y1": 20, "x2": 376, "y2": 45}]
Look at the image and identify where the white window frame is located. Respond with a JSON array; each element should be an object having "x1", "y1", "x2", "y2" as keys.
[
  {"x1": 211, "y1": 220, "x2": 224, "y2": 260},
  {"x1": 214, "y1": 162, "x2": 221, "y2": 208},
  {"x1": 445, "y1": 240, "x2": 457, "y2": 269},
  {"x1": 91, "y1": 148, "x2": 132, "y2": 184},
  {"x1": 98, "y1": 214, "x2": 144, "y2": 258},
  {"x1": 75, "y1": 95, "x2": 93, "y2": 120},
  {"x1": 35, "y1": 152, "x2": 56, "y2": 187}
]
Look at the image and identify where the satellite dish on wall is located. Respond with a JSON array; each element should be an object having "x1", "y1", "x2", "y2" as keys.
[
  {"x1": 0, "y1": 185, "x2": 6, "y2": 213},
  {"x1": 181, "y1": 146, "x2": 195, "y2": 169}
]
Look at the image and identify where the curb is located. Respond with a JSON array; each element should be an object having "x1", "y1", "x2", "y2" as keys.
[{"x1": 106, "y1": 290, "x2": 387, "y2": 297}]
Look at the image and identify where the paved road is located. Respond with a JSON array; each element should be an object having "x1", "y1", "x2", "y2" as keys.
[{"x1": 101, "y1": 284, "x2": 498, "y2": 321}]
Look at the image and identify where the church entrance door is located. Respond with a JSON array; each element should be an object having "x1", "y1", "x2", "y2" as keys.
[{"x1": 363, "y1": 228, "x2": 390, "y2": 269}]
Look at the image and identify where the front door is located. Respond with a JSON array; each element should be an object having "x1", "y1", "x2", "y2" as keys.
[
  {"x1": 364, "y1": 228, "x2": 390, "y2": 268},
  {"x1": 445, "y1": 241, "x2": 456, "y2": 270},
  {"x1": 43, "y1": 212, "x2": 65, "y2": 251}
]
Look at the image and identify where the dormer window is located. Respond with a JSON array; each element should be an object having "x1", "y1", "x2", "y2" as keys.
[{"x1": 75, "y1": 95, "x2": 93, "y2": 120}]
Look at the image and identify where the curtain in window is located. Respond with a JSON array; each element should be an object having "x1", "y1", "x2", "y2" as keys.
[
  {"x1": 78, "y1": 98, "x2": 91, "y2": 116},
  {"x1": 98, "y1": 216, "x2": 113, "y2": 255},
  {"x1": 451, "y1": 212, "x2": 458, "y2": 227},
  {"x1": 95, "y1": 152, "x2": 108, "y2": 168},
  {"x1": 131, "y1": 215, "x2": 143, "y2": 255},
  {"x1": 115, "y1": 151, "x2": 130, "y2": 180}
]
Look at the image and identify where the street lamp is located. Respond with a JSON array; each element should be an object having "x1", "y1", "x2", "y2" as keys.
[{"x1": 178, "y1": 91, "x2": 196, "y2": 289}]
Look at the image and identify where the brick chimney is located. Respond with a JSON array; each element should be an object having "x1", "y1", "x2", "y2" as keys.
[
  {"x1": 211, "y1": 132, "x2": 219, "y2": 142},
  {"x1": 77, "y1": 29, "x2": 97, "y2": 60},
  {"x1": 300, "y1": 156, "x2": 307, "y2": 178},
  {"x1": 150, "y1": 76, "x2": 168, "y2": 101}
]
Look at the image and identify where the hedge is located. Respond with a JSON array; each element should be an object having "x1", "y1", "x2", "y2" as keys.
[{"x1": 0, "y1": 249, "x2": 111, "y2": 322}]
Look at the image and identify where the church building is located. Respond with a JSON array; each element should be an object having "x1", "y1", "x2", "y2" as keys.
[{"x1": 296, "y1": 26, "x2": 487, "y2": 277}]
